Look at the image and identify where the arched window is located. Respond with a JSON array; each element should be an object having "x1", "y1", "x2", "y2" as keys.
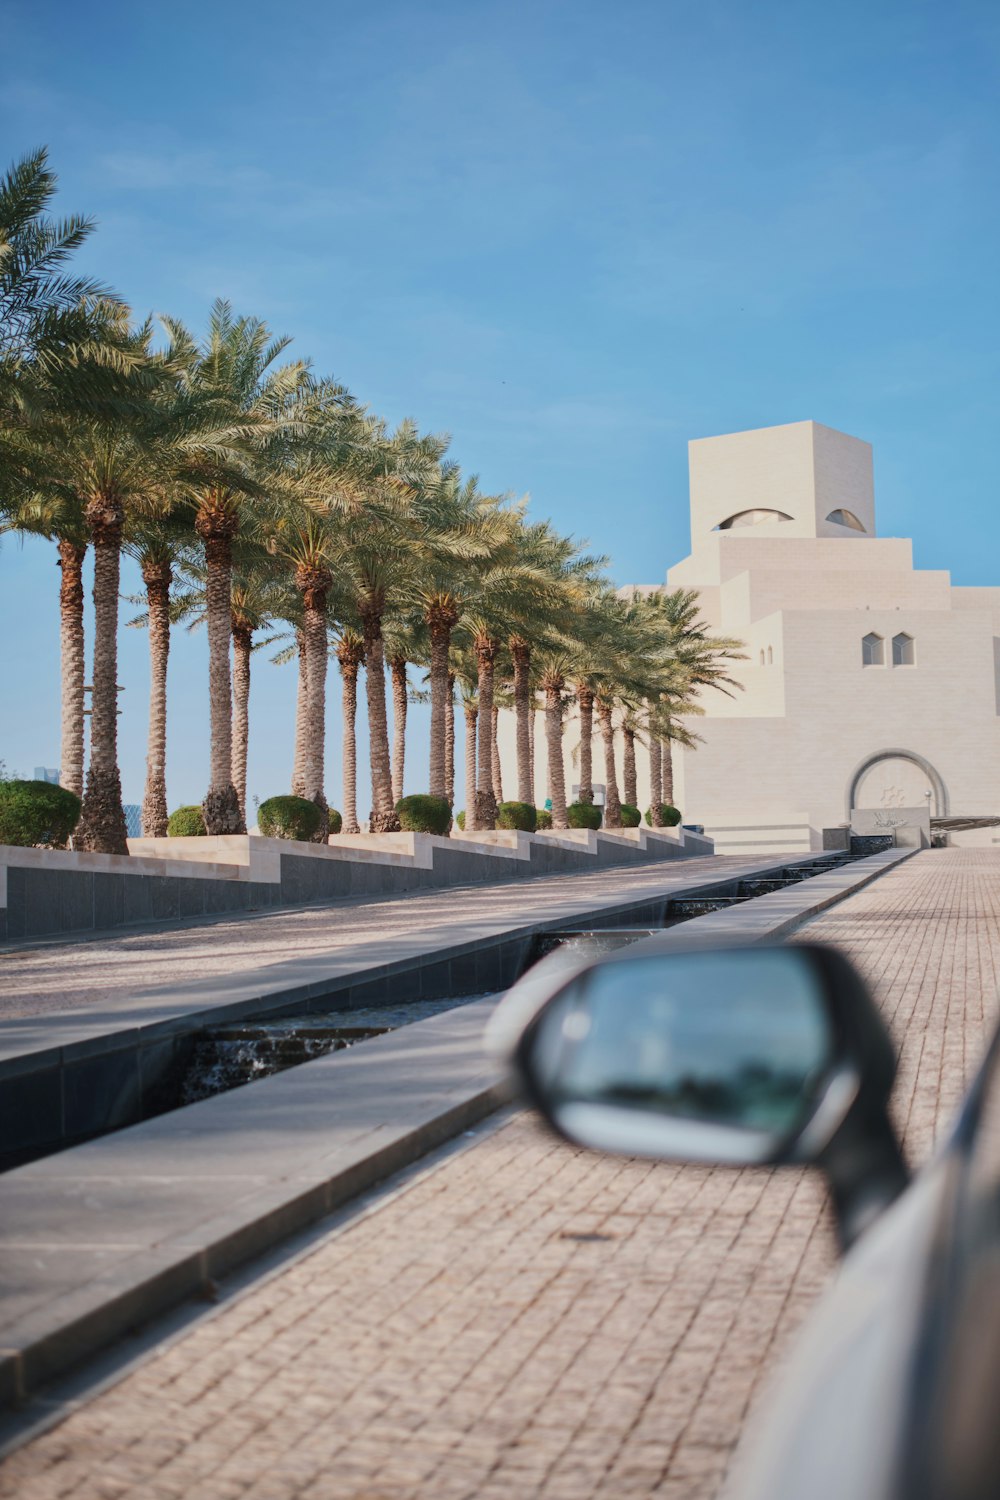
[
  {"x1": 759, "y1": 649, "x2": 765, "y2": 666},
  {"x1": 715, "y1": 508, "x2": 793, "y2": 530},
  {"x1": 862, "y1": 632, "x2": 884, "y2": 667},
  {"x1": 892, "y1": 632, "x2": 915, "y2": 666},
  {"x1": 826, "y1": 509, "x2": 867, "y2": 532},
  {"x1": 767, "y1": 646, "x2": 773, "y2": 664}
]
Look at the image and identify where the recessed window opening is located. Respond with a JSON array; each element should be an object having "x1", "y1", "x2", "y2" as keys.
[
  {"x1": 892, "y1": 632, "x2": 915, "y2": 666},
  {"x1": 862, "y1": 632, "x2": 884, "y2": 667},
  {"x1": 767, "y1": 646, "x2": 773, "y2": 664},
  {"x1": 827, "y1": 509, "x2": 867, "y2": 532},
  {"x1": 759, "y1": 649, "x2": 765, "y2": 666},
  {"x1": 715, "y1": 508, "x2": 794, "y2": 531}
]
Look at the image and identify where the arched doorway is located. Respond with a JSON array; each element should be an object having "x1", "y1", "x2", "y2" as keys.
[{"x1": 846, "y1": 749, "x2": 948, "y2": 819}]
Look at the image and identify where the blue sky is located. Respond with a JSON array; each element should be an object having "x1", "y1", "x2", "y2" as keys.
[{"x1": 2, "y1": 0, "x2": 999, "y2": 809}]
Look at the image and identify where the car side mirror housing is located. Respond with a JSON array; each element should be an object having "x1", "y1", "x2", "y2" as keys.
[{"x1": 488, "y1": 941, "x2": 909, "y2": 1251}]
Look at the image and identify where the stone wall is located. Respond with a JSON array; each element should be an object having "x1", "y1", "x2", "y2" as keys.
[{"x1": 0, "y1": 825, "x2": 710, "y2": 943}]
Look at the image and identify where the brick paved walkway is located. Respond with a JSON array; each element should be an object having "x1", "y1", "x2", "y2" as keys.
[{"x1": 3, "y1": 849, "x2": 998, "y2": 1500}]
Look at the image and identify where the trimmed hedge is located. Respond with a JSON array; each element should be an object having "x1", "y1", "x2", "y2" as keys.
[
  {"x1": 645, "y1": 803, "x2": 682, "y2": 827},
  {"x1": 455, "y1": 810, "x2": 466, "y2": 830},
  {"x1": 167, "y1": 804, "x2": 207, "y2": 837},
  {"x1": 567, "y1": 801, "x2": 602, "y2": 830},
  {"x1": 496, "y1": 801, "x2": 537, "y2": 833},
  {"x1": 535, "y1": 809, "x2": 553, "y2": 830},
  {"x1": 258, "y1": 795, "x2": 322, "y2": 841},
  {"x1": 619, "y1": 803, "x2": 641, "y2": 828},
  {"x1": 0, "y1": 779, "x2": 80, "y2": 848},
  {"x1": 396, "y1": 794, "x2": 451, "y2": 835},
  {"x1": 327, "y1": 807, "x2": 343, "y2": 834}
]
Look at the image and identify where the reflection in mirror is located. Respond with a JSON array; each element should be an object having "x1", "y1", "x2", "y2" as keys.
[{"x1": 526, "y1": 947, "x2": 835, "y2": 1164}]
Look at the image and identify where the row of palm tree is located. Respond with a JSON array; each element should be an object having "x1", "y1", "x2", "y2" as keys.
[{"x1": 1, "y1": 148, "x2": 744, "y2": 855}]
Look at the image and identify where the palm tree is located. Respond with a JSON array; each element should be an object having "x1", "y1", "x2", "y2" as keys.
[
  {"x1": 127, "y1": 516, "x2": 190, "y2": 837},
  {"x1": 15, "y1": 313, "x2": 188, "y2": 853},
  {"x1": 338, "y1": 420, "x2": 448, "y2": 831},
  {"x1": 622, "y1": 714, "x2": 639, "y2": 808},
  {"x1": 265, "y1": 509, "x2": 339, "y2": 838},
  {"x1": 290, "y1": 627, "x2": 308, "y2": 796},
  {"x1": 414, "y1": 471, "x2": 506, "y2": 803},
  {"x1": 383, "y1": 616, "x2": 425, "y2": 806},
  {"x1": 535, "y1": 651, "x2": 572, "y2": 830},
  {"x1": 229, "y1": 559, "x2": 290, "y2": 826},
  {"x1": 334, "y1": 627, "x2": 365, "y2": 833},
  {"x1": 0, "y1": 146, "x2": 123, "y2": 453},
  {"x1": 513, "y1": 528, "x2": 603, "y2": 807},
  {"x1": 445, "y1": 670, "x2": 457, "y2": 807},
  {"x1": 581, "y1": 589, "x2": 686, "y2": 829},
  {"x1": 3, "y1": 494, "x2": 89, "y2": 798},
  {"x1": 164, "y1": 301, "x2": 310, "y2": 835},
  {"x1": 1, "y1": 149, "x2": 145, "y2": 809},
  {"x1": 57, "y1": 533, "x2": 88, "y2": 799},
  {"x1": 643, "y1": 587, "x2": 746, "y2": 812}
]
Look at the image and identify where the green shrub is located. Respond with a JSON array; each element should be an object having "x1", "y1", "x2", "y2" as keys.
[
  {"x1": 455, "y1": 810, "x2": 466, "y2": 830},
  {"x1": 396, "y1": 794, "x2": 451, "y2": 835},
  {"x1": 496, "y1": 801, "x2": 537, "y2": 832},
  {"x1": 619, "y1": 803, "x2": 641, "y2": 828},
  {"x1": 0, "y1": 779, "x2": 81, "y2": 848},
  {"x1": 567, "y1": 801, "x2": 602, "y2": 830},
  {"x1": 535, "y1": 809, "x2": 553, "y2": 830},
  {"x1": 257, "y1": 795, "x2": 322, "y2": 841},
  {"x1": 327, "y1": 808, "x2": 343, "y2": 834},
  {"x1": 644, "y1": 803, "x2": 682, "y2": 828},
  {"x1": 167, "y1": 804, "x2": 207, "y2": 837}
]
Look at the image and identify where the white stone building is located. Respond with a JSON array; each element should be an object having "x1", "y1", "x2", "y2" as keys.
[{"x1": 497, "y1": 419, "x2": 1000, "y2": 854}]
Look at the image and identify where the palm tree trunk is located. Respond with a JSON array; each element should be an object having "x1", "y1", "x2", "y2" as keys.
[
  {"x1": 491, "y1": 704, "x2": 503, "y2": 804},
  {"x1": 662, "y1": 735, "x2": 675, "y2": 806},
  {"x1": 337, "y1": 642, "x2": 363, "y2": 834},
  {"x1": 291, "y1": 628, "x2": 308, "y2": 797},
  {"x1": 77, "y1": 497, "x2": 128, "y2": 854},
  {"x1": 577, "y1": 686, "x2": 594, "y2": 803},
  {"x1": 511, "y1": 640, "x2": 532, "y2": 804},
  {"x1": 463, "y1": 699, "x2": 478, "y2": 829},
  {"x1": 298, "y1": 566, "x2": 331, "y2": 841},
  {"x1": 57, "y1": 539, "x2": 86, "y2": 800},
  {"x1": 544, "y1": 680, "x2": 568, "y2": 830},
  {"x1": 196, "y1": 503, "x2": 245, "y2": 835},
  {"x1": 647, "y1": 713, "x2": 663, "y2": 825},
  {"x1": 140, "y1": 557, "x2": 172, "y2": 838},
  {"x1": 597, "y1": 699, "x2": 622, "y2": 828},
  {"x1": 445, "y1": 673, "x2": 456, "y2": 807},
  {"x1": 427, "y1": 608, "x2": 456, "y2": 799},
  {"x1": 231, "y1": 623, "x2": 252, "y2": 828},
  {"x1": 390, "y1": 656, "x2": 407, "y2": 804},
  {"x1": 528, "y1": 707, "x2": 535, "y2": 799},
  {"x1": 474, "y1": 637, "x2": 498, "y2": 830},
  {"x1": 623, "y1": 727, "x2": 637, "y2": 808},
  {"x1": 361, "y1": 606, "x2": 400, "y2": 832}
]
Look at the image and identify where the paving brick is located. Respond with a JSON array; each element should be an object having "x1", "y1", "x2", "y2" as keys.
[{"x1": 2, "y1": 850, "x2": 997, "y2": 1499}]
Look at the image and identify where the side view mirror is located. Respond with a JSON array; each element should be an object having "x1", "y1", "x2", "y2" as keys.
[{"x1": 488, "y1": 941, "x2": 909, "y2": 1251}]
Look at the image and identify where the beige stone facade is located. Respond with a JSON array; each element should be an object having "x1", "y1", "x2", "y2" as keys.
[{"x1": 498, "y1": 420, "x2": 1000, "y2": 853}]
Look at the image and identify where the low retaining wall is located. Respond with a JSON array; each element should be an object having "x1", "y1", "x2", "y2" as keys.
[{"x1": 0, "y1": 825, "x2": 712, "y2": 944}]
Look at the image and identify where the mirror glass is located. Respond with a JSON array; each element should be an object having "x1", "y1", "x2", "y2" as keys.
[{"x1": 524, "y1": 947, "x2": 834, "y2": 1164}]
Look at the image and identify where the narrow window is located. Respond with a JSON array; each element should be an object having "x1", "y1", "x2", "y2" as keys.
[
  {"x1": 892, "y1": 632, "x2": 915, "y2": 666},
  {"x1": 759, "y1": 649, "x2": 765, "y2": 666},
  {"x1": 715, "y1": 508, "x2": 794, "y2": 530},
  {"x1": 862, "y1": 633, "x2": 884, "y2": 667},
  {"x1": 767, "y1": 646, "x2": 773, "y2": 665}
]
